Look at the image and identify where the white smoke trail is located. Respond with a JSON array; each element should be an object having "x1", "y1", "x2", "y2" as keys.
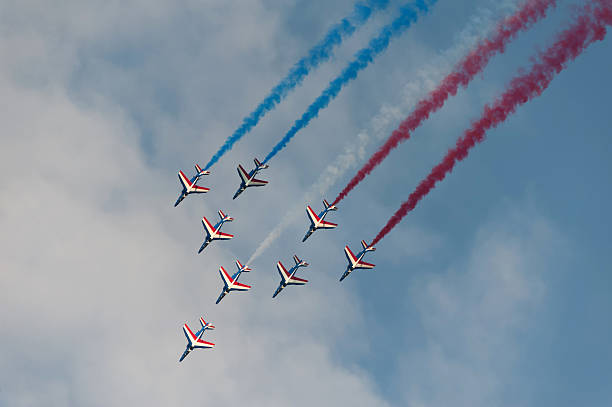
[{"x1": 247, "y1": 0, "x2": 518, "y2": 265}]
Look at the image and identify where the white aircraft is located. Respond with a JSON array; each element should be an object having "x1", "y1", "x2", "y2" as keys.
[
  {"x1": 340, "y1": 240, "x2": 376, "y2": 282},
  {"x1": 216, "y1": 260, "x2": 252, "y2": 304},
  {"x1": 174, "y1": 164, "x2": 210, "y2": 207},
  {"x1": 233, "y1": 158, "x2": 269, "y2": 199},
  {"x1": 303, "y1": 199, "x2": 338, "y2": 242},
  {"x1": 179, "y1": 317, "x2": 215, "y2": 362},
  {"x1": 272, "y1": 255, "x2": 309, "y2": 298},
  {"x1": 198, "y1": 210, "x2": 234, "y2": 253}
]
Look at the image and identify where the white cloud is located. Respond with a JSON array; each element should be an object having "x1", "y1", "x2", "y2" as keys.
[
  {"x1": 397, "y1": 206, "x2": 564, "y2": 407},
  {"x1": 0, "y1": 2, "x2": 390, "y2": 405}
]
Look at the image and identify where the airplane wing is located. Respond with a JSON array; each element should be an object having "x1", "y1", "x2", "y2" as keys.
[
  {"x1": 306, "y1": 206, "x2": 320, "y2": 224},
  {"x1": 183, "y1": 323, "x2": 198, "y2": 346},
  {"x1": 216, "y1": 231, "x2": 234, "y2": 240},
  {"x1": 219, "y1": 267, "x2": 233, "y2": 287},
  {"x1": 178, "y1": 171, "x2": 192, "y2": 189},
  {"x1": 249, "y1": 177, "x2": 268, "y2": 187},
  {"x1": 287, "y1": 275, "x2": 308, "y2": 285},
  {"x1": 355, "y1": 260, "x2": 375, "y2": 269},
  {"x1": 193, "y1": 337, "x2": 215, "y2": 349},
  {"x1": 344, "y1": 246, "x2": 358, "y2": 266},
  {"x1": 277, "y1": 261, "x2": 290, "y2": 283},
  {"x1": 201, "y1": 217, "x2": 216, "y2": 238},
  {"x1": 319, "y1": 219, "x2": 337, "y2": 229},
  {"x1": 191, "y1": 184, "x2": 210, "y2": 193},
  {"x1": 237, "y1": 165, "x2": 251, "y2": 184},
  {"x1": 231, "y1": 281, "x2": 251, "y2": 291}
]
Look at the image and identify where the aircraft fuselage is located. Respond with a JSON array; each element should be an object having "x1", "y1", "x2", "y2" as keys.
[
  {"x1": 233, "y1": 175, "x2": 257, "y2": 199},
  {"x1": 272, "y1": 267, "x2": 299, "y2": 298}
]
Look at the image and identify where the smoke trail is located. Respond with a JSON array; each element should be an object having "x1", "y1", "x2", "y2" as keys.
[
  {"x1": 333, "y1": 0, "x2": 558, "y2": 205},
  {"x1": 247, "y1": 0, "x2": 517, "y2": 264},
  {"x1": 202, "y1": 1, "x2": 390, "y2": 170},
  {"x1": 261, "y1": 0, "x2": 437, "y2": 165},
  {"x1": 372, "y1": 0, "x2": 612, "y2": 246}
]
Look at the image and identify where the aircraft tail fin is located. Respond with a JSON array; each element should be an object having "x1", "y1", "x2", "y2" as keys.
[
  {"x1": 200, "y1": 317, "x2": 215, "y2": 330},
  {"x1": 294, "y1": 255, "x2": 309, "y2": 267},
  {"x1": 236, "y1": 260, "x2": 252, "y2": 272},
  {"x1": 361, "y1": 240, "x2": 376, "y2": 252},
  {"x1": 254, "y1": 158, "x2": 269, "y2": 169},
  {"x1": 218, "y1": 210, "x2": 234, "y2": 222},
  {"x1": 323, "y1": 199, "x2": 337, "y2": 211},
  {"x1": 195, "y1": 164, "x2": 210, "y2": 176}
]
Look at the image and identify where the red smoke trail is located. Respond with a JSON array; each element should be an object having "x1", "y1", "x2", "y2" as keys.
[
  {"x1": 333, "y1": 0, "x2": 557, "y2": 206},
  {"x1": 371, "y1": 1, "x2": 612, "y2": 246}
]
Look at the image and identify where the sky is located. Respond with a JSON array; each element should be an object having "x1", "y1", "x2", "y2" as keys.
[{"x1": 0, "y1": 0, "x2": 611, "y2": 406}]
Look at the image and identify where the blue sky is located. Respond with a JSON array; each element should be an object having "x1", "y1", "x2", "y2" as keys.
[{"x1": 0, "y1": 0, "x2": 610, "y2": 405}]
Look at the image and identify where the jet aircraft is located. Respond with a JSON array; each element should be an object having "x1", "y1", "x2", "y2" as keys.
[
  {"x1": 198, "y1": 210, "x2": 234, "y2": 253},
  {"x1": 216, "y1": 260, "x2": 252, "y2": 304},
  {"x1": 174, "y1": 164, "x2": 210, "y2": 207},
  {"x1": 272, "y1": 255, "x2": 309, "y2": 298},
  {"x1": 179, "y1": 317, "x2": 215, "y2": 362},
  {"x1": 233, "y1": 158, "x2": 269, "y2": 199},
  {"x1": 303, "y1": 199, "x2": 338, "y2": 242},
  {"x1": 340, "y1": 240, "x2": 376, "y2": 281}
]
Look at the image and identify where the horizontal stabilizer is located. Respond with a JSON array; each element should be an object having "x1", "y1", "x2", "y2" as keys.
[
  {"x1": 323, "y1": 199, "x2": 337, "y2": 211},
  {"x1": 361, "y1": 240, "x2": 376, "y2": 252},
  {"x1": 254, "y1": 158, "x2": 269, "y2": 169},
  {"x1": 218, "y1": 210, "x2": 233, "y2": 222},
  {"x1": 236, "y1": 260, "x2": 252, "y2": 272},
  {"x1": 194, "y1": 164, "x2": 210, "y2": 176},
  {"x1": 200, "y1": 317, "x2": 215, "y2": 330}
]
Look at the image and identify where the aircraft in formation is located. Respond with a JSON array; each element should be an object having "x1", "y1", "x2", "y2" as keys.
[
  {"x1": 340, "y1": 240, "x2": 376, "y2": 281},
  {"x1": 216, "y1": 260, "x2": 252, "y2": 304},
  {"x1": 174, "y1": 159, "x2": 377, "y2": 358},
  {"x1": 272, "y1": 255, "x2": 309, "y2": 298},
  {"x1": 179, "y1": 317, "x2": 215, "y2": 362},
  {"x1": 233, "y1": 158, "x2": 269, "y2": 199},
  {"x1": 303, "y1": 199, "x2": 338, "y2": 242},
  {"x1": 199, "y1": 210, "x2": 234, "y2": 253},
  {"x1": 174, "y1": 164, "x2": 210, "y2": 207}
]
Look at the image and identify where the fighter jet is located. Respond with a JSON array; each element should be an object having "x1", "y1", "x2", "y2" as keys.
[
  {"x1": 198, "y1": 210, "x2": 234, "y2": 253},
  {"x1": 174, "y1": 164, "x2": 210, "y2": 207},
  {"x1": 179, "y1": 317, "x2": 215, "y2": 362},
  {"x1": 272, "y1": 255, "x2": 309, "y2": 298},
  {"x1": 303, "y1": 199, "x2": 338, "y2": 242},
  {"x1": 216, "y1": 260, "x2": 252, "y2": 304},
  {"x1": 340, "y1": 240, "x2": 376, "y2": 282},
  {"x1": 233, "y1": 158, "x2": 269, "y2": 199}
]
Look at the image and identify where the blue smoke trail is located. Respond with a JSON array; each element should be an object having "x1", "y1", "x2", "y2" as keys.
[
  {"x1": 262, "y1": 0, "x2": 435, "y2": 164},
  {"x1": 204, "y1": 0, "x2": 390, "y2": 170}
]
